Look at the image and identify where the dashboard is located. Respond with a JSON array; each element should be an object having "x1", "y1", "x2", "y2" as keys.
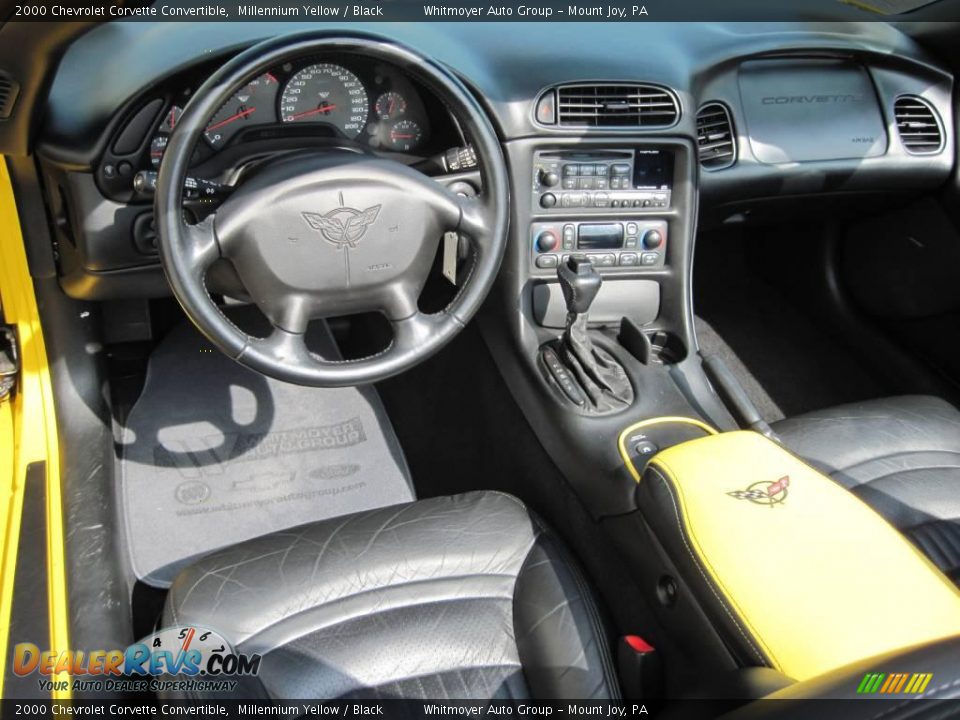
[{"x1": 31, "y1": 21, "x2": 956, "y2": 303}]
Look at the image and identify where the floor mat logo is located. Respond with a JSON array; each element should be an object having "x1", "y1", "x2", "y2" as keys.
[
  {"x1": 727, "y1": 475, "x2": 790, "y2": 506},
  {"x1": 155, "y1": 417, "x2": 368, "y2": 479}
]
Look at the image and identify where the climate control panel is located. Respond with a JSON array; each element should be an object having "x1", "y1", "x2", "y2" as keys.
[{"x1": 530, "y1": 219, "x2": 667, "y2": 275}]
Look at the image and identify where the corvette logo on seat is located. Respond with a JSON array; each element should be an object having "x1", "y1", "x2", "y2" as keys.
[
  {"x1": 302, "y1": 192, "x2": 381, "y2": 249},
  {"x1": 727, "y1": 475, "x2": 790, "y2": 506}
]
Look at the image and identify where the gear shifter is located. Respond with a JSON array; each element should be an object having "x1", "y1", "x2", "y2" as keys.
[
  {"x1": 557, "y1": 256, "x2": 603, "y2": 315},
  {"x1": 547, "y1": 257, "x2": 633, "y2": 411}
]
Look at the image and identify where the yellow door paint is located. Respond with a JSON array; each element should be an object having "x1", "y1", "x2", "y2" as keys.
[
  {"x1": 0, "y1": 158, "x2": 71, "y2": 700},
  {"x1": 645, "y1": 431, "x2": 960, "y2": 681}
]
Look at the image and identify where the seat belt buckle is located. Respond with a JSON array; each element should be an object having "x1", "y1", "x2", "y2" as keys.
[{"x1": 617, "y1": 634, "x2": 662, "y2": 699}]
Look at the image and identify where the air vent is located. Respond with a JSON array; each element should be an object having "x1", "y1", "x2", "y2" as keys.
[
  {"x1": 894, "y1": 96, "x2": 944, "y2": 155},
  {"x1": 555, "y1": 84, "x2": 679, "y2": 128},
  {"x1": 696, "y1": 103, "x2": 736, "y2": 170},
  {"x1": 0, "y1": 73, "x2": 20, "y2": 120}
]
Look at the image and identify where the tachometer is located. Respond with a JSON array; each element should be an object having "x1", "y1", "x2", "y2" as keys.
[
  {"x1": 204, "y1": 73, "x2": 280, "y2": 148},
  {"x1": 279, "y1": 63, "x2": 369, "y2": 139}
]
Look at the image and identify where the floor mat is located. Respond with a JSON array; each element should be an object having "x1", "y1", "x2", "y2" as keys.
[
  {"x1": 118, "y1": 312, "x2": 414, "y2": 587},
  {"x1": 695, "y1": 232, "x2": 886, "y2": 419}
]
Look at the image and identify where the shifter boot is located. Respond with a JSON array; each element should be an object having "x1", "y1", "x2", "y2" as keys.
[
  {"x1": 549, "y1": 257, "x2": 634, "y2": 412},
  {"x1": 559, "y1": 312, "x2": 633, "y2": 410}
]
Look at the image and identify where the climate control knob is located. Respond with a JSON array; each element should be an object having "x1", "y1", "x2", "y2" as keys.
[
  {"x1": 536, "y1": 231, "x2": 559, "y2": 253},
  {"x1": 642, "y1": 229, "x2": 663, "y2": 250}
]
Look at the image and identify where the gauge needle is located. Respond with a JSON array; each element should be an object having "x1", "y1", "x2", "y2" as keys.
[
  {"x1": 206, "y1": 107, "x2": 256, "y2": 132},
  {"x1": 288, "y1": 104, "x2": 337, "y2": 121}
]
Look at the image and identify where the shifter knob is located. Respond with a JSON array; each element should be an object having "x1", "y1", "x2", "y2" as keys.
[{"x1": 557, "y1": 256, "x2": 602, "y2": 315}]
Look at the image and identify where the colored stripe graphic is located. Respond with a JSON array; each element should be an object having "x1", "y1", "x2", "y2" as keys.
[
  {"x1": 857, "y1": 672, "x2": 932, "y2": 694},
  {"x1": 857, "y1": 673, "x2": 885, "y2": 694}
]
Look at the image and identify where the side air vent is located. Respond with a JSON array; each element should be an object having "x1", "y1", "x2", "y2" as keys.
[
  {"x1": 555, "y1": 84, "x2": 680, "y2": 128},
  {"x1": 0, "y1": 72, "x2": 21, "y2": 120},
  {"x1": 696, "y1": 103, "x2": 736, "y2": 170},
  {"x1": 894, "y1": 96, "x2": 944, "y2": 155}
]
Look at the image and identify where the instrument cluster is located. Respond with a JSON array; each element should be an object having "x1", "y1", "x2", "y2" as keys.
[{"x1": 147, "y1": 57, "x2": 435, "y2": 170}]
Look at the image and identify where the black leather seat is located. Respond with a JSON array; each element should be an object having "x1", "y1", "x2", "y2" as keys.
[
  {"x1": 162, "y1": 491, "x2": 620, "y2": 700},
  {"x1": 773, "y1": 395, "x2": 960, "y2": 584}
]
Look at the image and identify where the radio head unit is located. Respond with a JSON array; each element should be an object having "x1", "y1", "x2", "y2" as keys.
[{"x1": 533, "y1": 148, "x2": 673, "y2": 212}]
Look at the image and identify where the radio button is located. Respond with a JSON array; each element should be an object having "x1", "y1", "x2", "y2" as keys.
[
  {"x1": 593, "y1": 192, "x2": 609, "y2": 207},
  {"x1": 580, "y1": 165, "x2": 595, "y2": 176},
  {"x1": 562, "y1": 177, "x2": 578, "y2": 189},
  {"x1": 536, "y1": 254, "x2": 559, "y2": 269},
  {"x1": 578, "y1": 177, "x2": 596, "y2": 190},
  {"x1": 595, "y1": 177, "x2": 608, "y2": 189},
  {"x1": 620, "y1": 253, "x2": 639, "y2": 266},
  {"x1": 563, "y1": 164, "x2": 579, "y2": 176},
  {"x1": 612, "y1": 163, "x2": 631, "y2": 175},
  {"x1": 540, "y1": 193, "x2": 557, "y2": 208},
  {"x1": 540, "y1": 170, "x2": 560, "y2": 187}
]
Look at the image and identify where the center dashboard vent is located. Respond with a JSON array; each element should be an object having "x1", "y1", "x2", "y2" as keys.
[
  {"x1": 894, "y1": 96, "x2": 944, "y2": 155},
  {"x1": 551, "y1": 84, "x2": 680, "y2": 128},
  {"x1": 696, "y1": 103, "x2": 736, "y2": 170}
]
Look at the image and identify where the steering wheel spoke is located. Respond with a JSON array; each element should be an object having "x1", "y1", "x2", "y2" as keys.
[
  {"x1": 181, "y1": 215, "x2": 222, "y2": 274},
  {"x1": 453, "y1": 193, "x2": 495, "y2": 254}
]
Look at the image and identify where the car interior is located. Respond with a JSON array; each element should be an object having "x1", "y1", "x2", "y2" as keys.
[{"x1": 3, "y1": 16, "x2": 960, "y2": 712}]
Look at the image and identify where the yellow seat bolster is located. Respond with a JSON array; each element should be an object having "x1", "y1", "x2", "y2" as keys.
[{"x1": 648, "y1": 430, "x2": 960, "y2": 682}]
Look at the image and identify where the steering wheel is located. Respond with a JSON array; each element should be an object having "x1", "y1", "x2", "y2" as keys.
[{"x1": 155, "y1": 32, "x2": 509, "y2": 387}]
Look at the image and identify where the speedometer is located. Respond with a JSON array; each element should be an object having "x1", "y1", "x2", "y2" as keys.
[{"x1": 279, "y1": 63, "x2": 369, "y2": 139}]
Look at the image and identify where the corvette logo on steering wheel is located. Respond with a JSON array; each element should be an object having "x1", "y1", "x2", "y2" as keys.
[{"x1": 302, "y1": 192, "x2": 381, "y2": 249}]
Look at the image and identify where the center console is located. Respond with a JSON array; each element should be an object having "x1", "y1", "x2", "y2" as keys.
[{"x1": 480, "y1": 133, "x2": 738, "y2": 517}]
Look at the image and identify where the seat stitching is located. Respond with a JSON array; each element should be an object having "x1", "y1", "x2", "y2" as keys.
[
  {"x1": 245, "y1": 591, "x2": 516, "y2": 653},
  {"x1": 872, "y1": 676, "x2": 960, "y2": 718},
  {"x1": 835, "y1": 450, "x2": 960, "y2": 477},
  {"x1": 649, "y1": 465, "x2": 771, "y2": 668}
]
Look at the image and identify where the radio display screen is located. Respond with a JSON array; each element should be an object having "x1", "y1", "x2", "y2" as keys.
[
  {"x1": 577, "y1": 223, "x2": 624, "y2": 249},
  {"x1": 633, "y1": 149, "x2": 673, "y2": 189}
]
